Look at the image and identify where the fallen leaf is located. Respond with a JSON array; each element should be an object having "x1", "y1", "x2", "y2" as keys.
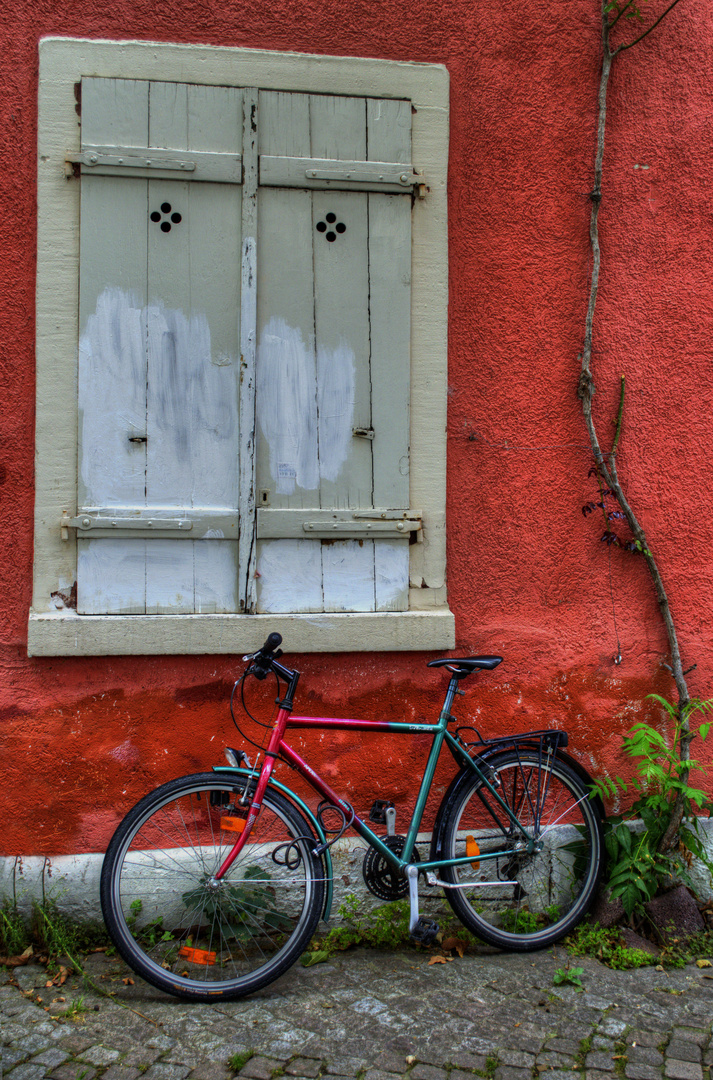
[
  {"x1": 428, "y1": 955, "x2": 447, "y2": 965},
  {"x1": 0, "y1": 946, "x2": 34, "y2": 968},
  {"x1": 696, "y1": 959, "x2": 712, "y2": 968},
  {"x1": 122, "y1": 977, "x2": 135, "y2": 985},
  {"x1": 49, "y1": 966, "x2": 70, "y2": 987},
  {"x1": 300, "y1": 950, "x2": 329, "y2": 968}
]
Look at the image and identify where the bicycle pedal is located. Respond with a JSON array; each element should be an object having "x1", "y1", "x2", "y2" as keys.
[
  {"x1": 410, "y1": 917, "x2": 440, "y2": 945},
  {"x1": 369, "y1": 799, "x2": 395, "y2": 824}
]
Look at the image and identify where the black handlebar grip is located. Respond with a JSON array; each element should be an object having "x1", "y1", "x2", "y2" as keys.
[{"x1": 260, "y1": 632, "x2": 283, "y2": 655}]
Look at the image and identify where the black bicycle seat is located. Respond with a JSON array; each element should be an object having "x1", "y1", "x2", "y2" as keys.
[{"x1": 427, "y1": 656, "x2": 503, "y2": 676}]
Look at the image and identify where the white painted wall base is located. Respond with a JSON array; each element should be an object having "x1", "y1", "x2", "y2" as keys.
[{"x1": 3, "y1": 820, "x2": 712, "y2": 928}]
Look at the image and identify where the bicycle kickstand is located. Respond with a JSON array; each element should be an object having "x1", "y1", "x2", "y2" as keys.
[{"x1": 406, "y1": 864, "x2": 440, "y2": 945}]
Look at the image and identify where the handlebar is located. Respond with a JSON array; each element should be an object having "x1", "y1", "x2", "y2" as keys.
[{"x1": 242, "y1": 632, "x2": 298, "y2": 686}]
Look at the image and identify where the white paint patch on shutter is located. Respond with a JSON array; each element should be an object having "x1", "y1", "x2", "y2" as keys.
[
  {"x1": 256, "y1": 317, "x2": 355, "y2": 495},
  {"x1": 317, "y1": 341, "x2": 355, "y2": 483},
  {"x1": 256, "y1": 317, "x2": 318, "y2": 496},
  {"x1": 77, "y1": 286, "x2": 240, "y2": 614},
  {"x1": 78, "y1": 287, "x2": 148, "y2": 505}
]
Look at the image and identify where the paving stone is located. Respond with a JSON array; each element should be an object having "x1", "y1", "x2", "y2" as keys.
[
  {"x1": 587, "y1": 1073, "x2": 614, "y2": 1080},
  {"x1": 500, "y1": 1034, "x2": 543, "y2": 1055},
  {"x1": 284, "y1": 1061, "x2": 321, "y2": 1078},
  {"x1": 141, "y1": 1067, "x2": 192, "y2": 1080},
  {"x1": 546, "y1": 1040, "x2": 582, "y2": 1056},
  {"x1": 592, "y1": 1039, "x2": 617, "y2": 1052},
  {"x1": 668, "y1": 1046, "x2": 703, "y2": 1063},
  {"x1": 10, "y1": 1036, "x2": 55, "y2": 1056},
  {"x1": 672, "y1": 1034, "x2": 710, "y2": 1049},
  {"x1": 499, "y1": 1051, "x2": 536, "y2": 1069},
  {"x1": 622, "y1": 1062, "x2": 661, "y2": 1080},
  {"x1": 409, "y1": 1067, "x2": 447, "y2": 1080},
  {"x1": 538, "y1": 1054, "x2": 577, "y2": 1069},
  {"x1": 664, "y1": 1064, "x2": 703, "y2": 1080},
  {"x1": 238, "y1": 1059, "x2": 285, "y2": 1080},
  {"x1": 5, "y1": 1067, "x2": 47, "y2": 1080},
  {"x1": 56, "y1": 1035, "x2": 93, "y2": 1054},
  {"x1": 80, "y1": 1046, "x2": 122, "y2": 1067},
  {"x1": 122, "y1": 1048, "x2": 163, "y2": 1068},
  {"x1": 322, "y1": 1057, "x2": 367, "y2": 1076},
  {"x1": 493, "y1": 1069, "x2": 532, "y2": 1080},
  {"x1": 364, "y1": 1071, "x2": 405, "y2": 1080},
  {"x1": 102, "y1": 1066, "x2": 141, "y2": 1080},
  {"x1": 449, "y1": 1052, "x2": 488, "y2": 1071},
  {"x1": 628, "y1": 1036, "x2": 667, "y2": 1050},
  {"x1": 629, "y1": 1049, "x2": 664, "y2": 1067},
  {"x1": 146, "y1": 1037, "x2": 177, "y2": 1052},
  {"x1": 187, "y1": 1065, "x2": 232, "y2": 1080},
  {"x1": 31, "y1": 1049, "x2": 71, "y2": 1070},
  {"x1": 50, "y1": 1066, "x2": 97, "y2": 1080},
  {"x1": 585, "y1": 1052, "x2": 619, "y2": 1072},
  {"x1": 3, "y1": 1046, "x2": 29, "y2": 1068}
]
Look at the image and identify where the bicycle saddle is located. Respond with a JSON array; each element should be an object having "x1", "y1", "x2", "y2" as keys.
[{"x1": 427, "y1": 656, "x2": 503, "y2": 675}]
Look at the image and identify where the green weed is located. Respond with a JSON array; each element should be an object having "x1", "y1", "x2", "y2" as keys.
[
  {"x1": 593, "y1": 695, "x2": 713, "y2": 919},
  {"x1": 566, "y1": 922, "x2": 656, "y2": 969},
  {"x1": 0, "y1": 900, "x2": 26, "y2": 956},
  {"x1": 553, "y1": 964, "x2": 584, "y2": 990},
  {"x1": 65, "y1": 995, "x2": 90, "y2": 1020},
  {"x1": 499, "y1": 908, "x2": 541, "y2": 934},
  {"x1": 228, "y1": 1050, "x2": 254, "y2": 1072},
  {"x1": 316, "y1": 895, "x2": 412, "y2": 954}
]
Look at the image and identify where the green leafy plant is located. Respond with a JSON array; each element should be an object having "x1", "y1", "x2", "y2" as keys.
[
  {"x1": 553, "y1": 964, "x2": 584, "y2": 989},
  {"x1": 566, "y1": 922, "x2": 657, "y2": 969},
  {"x1": 317, "y1": 894, "x2": 412, "y2": 954},
  {"x1": 182, "y1": 865, "x2": 292, "y2": 946},
  {"x1": 499, "y1": 908, "x2": 541, "y2": 934},
  {"x1": 594, "y1": 695, "x2": 713, "y2": 918}
]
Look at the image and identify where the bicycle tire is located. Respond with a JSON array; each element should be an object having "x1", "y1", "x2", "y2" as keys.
[
  {"x1": 439, "y1": 749, "x2": 603, "y2": 950},
  {"x1": 100, "y1": 773, "x2": 324, "y2": 1001}
]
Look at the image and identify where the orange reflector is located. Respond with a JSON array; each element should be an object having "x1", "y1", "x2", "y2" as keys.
[
  {"x1": 466, "y1": 834, "x2": 481, "y2": 870},
  {"x1": 221, "y1": 816, "x2": 246, "y2": 833},
  {"x1": 178, "y1": 946, "x2": 216, "y2": 966}
]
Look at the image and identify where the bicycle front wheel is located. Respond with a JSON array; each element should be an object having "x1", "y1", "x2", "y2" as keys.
[
  {"x1": 440, "y1": 750, "x2": 603, "y2": 950},
  {"x1": 101, "y1": 774, "x2": 324, "y2": 1001}
]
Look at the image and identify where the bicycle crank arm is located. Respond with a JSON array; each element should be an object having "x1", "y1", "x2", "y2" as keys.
[{"x1": 425, "y1": 871, "x2": 518, "y2": 889}]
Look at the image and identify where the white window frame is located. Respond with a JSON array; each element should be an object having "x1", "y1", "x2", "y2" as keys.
[{"x1": 29, "y1": 36, "x2": 454, "y2": 655}]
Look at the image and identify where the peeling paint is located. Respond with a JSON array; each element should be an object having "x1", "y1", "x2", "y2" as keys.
[{"x1": 257, "y1": 316, "x2": 354, "y2": 494}]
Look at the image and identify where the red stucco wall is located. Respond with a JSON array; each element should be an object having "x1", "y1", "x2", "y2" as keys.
[{"x1": 2, "y1": 0, "x2": 713, "y2": 857}]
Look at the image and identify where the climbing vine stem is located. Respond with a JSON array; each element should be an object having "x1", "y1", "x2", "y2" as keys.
[{"x1": 577, "y1": 0, "x2": 691, "y2": 853}]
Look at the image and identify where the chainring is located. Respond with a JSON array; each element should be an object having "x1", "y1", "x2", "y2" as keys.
[{"x1": 362, "y1": 834, "x2": 419, "y2": 900}]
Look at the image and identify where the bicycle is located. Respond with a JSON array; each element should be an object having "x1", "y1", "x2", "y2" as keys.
[{"x1": 100, "y1": 633, "x2": 605, "y2": 1001}]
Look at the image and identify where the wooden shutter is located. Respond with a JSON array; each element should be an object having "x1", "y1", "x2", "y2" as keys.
[
  {"x1": 254, "y1": 92, "x2": 414, "y2": 614},
  {"x1": 76, "y1": 78, "x2": 243, "y2": 614}
]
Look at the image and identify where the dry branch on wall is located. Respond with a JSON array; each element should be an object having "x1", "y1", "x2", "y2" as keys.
[{"x1": 577, "y1": 0, "x2": 691, "y2": 851}]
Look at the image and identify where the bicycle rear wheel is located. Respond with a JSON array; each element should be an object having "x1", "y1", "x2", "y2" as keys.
[
  {"x1": 440, "y1": 749, "x2": 603, "y2": 949},
  {"x1": 101, "y1": 774, "x2": 324, "y2": 1001}
]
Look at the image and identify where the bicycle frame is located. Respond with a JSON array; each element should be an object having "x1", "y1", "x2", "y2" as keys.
[{"x1": 212, "y1": 674, "x2": 541, "y2": 890}]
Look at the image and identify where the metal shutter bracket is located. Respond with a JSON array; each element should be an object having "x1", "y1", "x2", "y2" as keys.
[
  {"x1": 60, "y1": 511, "x2": 238, "y2": 541},
  {"x1": 66, "y1": 145, "x2": 243, "y2": 184},
  {"x1": 257, "y1": 508, "x2": 422, "y2": 541}
]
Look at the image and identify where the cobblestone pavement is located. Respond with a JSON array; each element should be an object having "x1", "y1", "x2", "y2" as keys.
[{"x1": 3, "y1": 948, "x2": 713, "y2": 1080}]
